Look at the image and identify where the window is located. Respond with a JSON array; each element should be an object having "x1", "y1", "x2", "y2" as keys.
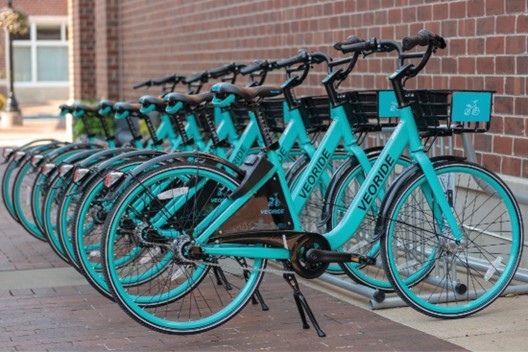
[
  {"x1": 12, "y1": 18, "x2": 69, "y2": 85},
  {"x1": 13, "y1": 47, "x2": 31, "y2": 81}
]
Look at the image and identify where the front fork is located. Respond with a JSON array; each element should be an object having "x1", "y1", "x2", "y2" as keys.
[{"x1": 412, "y1": 151, "x2": 463, "y2": 242}]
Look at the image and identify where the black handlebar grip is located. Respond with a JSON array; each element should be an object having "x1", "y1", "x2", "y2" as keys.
[
  {"x1": 209, "y1": 63, "x2": 235, "y2": 78},
  {"x1": 152, "y1": 74, "x2": 177, "y2": 85},
  {"x1": 346, "y1": 35, "x2": 363, "y2": 44},
  {"x1": 133, "y1": 79, "x2": 152, "y2": 89},
  {"x1": 338, "y1": 39, "x2": 377, "y2": 54},
  {"x1": 432, "y1": 34, "x2": 447, "y2": 49},
  {"x1": 184, "y1": 71, "x2": 207, "y2": 84},
  {"x1": 276, "y1": 51, "x2": 308, "y2": 68},
  {"x1": 402, "y1": 29, "x2": 446, "y2": 51},
  {"x1": 333, "y1": 35, "x2": 363, "y2": 51},
  {"x1": 240, "y1": 60, "x2": 268, "y2": 74}
]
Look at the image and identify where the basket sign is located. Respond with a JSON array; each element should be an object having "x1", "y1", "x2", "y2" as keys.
[
  {"x1": 378, "y1": 90, "x2": 399, "y2": 118},
  {"x1": 451, "y1": 91, "x2": 492, "y2": 122}
]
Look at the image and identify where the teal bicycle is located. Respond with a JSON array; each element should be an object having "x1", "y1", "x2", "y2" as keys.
[
  {"x1": 70, "y1": 57, "x2": 343, "y2": 300},
  {"x1": 100, "y1": 30, "x2": 523, "y2": 334}
]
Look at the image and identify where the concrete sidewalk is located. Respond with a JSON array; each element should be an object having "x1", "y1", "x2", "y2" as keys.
[
  {"x1": 0, "y1": 194, "x2": 464, "y2": 352},
  {"x1": 0, "y1": 116, "x2": 527, "y2": 351}
]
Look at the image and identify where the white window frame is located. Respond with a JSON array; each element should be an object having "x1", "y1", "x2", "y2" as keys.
[{"x1": 11, "y1": 16, "x2": 69, "y2": 87}]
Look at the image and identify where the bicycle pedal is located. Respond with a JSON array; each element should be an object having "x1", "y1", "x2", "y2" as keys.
[{"x1": 305, "y1": 249, "x2": 376, "y2": 266}]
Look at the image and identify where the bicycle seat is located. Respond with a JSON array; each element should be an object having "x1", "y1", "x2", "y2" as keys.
[
  {"x1": 113, "y1": 102, "x2": 141, "y2": 115},
  {"x1": 165, "y1": 92, "x2": 213, "y2": 107},
  {"x1": 97, "y1": 99, "x2": 115, "y2": 116},
  {"x1": 73, "y1": 102, "x2": 98, "y2": 114},
  {"x1": 98, "y1": 99, "x2": 114, "y2": 111},
  {"x1": 211, "y1": 83, "x2": 282, "y2": 102},
  {"x1": 59, "y1": 104, "x2": 73, "y2": 116},
  {"x1": 139, "y1": 95, "x2": 166, "y2": 112}
]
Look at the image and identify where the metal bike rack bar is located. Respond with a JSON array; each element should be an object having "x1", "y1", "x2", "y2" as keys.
[
  {"x1": 461, "y1": 133, "x2": 528, "y2": 205},
  {"x1": 318, "y1": 273, "x2": 379, "y2": 300},
  {"x1": 369, "y1": 283, "x2": 528, "y2": 310}
]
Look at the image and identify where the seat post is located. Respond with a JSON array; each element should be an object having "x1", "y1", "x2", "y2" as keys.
[{"x1": 251, "y1": 103, "x2": 276, "y2": 150}]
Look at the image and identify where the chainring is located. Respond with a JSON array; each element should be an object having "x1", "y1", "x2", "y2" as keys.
[{"x1": 290, "y1": 233, "x2": 330, "y2": 279}]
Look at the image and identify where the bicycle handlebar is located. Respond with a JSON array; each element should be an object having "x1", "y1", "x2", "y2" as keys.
[
  {"x1": 132, "y1": 74, "x2": 186, "y2": 90},
  {"x1": 240, "y1": 60, "x2": 272, "y2": 75},
  {"x1": 152, "y1": 74, "x2": 186, "y2": 86},
  {"x1": 184, "y1": 71, "x2": 208, "y2": 84},
  {"x1": 132, "y1": 79, "x2": 153, "y2": 90},
  {"x1": 333, "y1": 35, "x2": 365, "y2": 52},
  {"x1": 275, "y1": 50, "x2": 308, "y2": 68},
  {"x1": 402, "y1": 29, "x2": 446, "y2": 51},
  {"x1": 310, "y1": 51, "x2": 332, "y2": 65},
  {"x1": 208, "y1": 62, "x2": 243, "y2": 78}
]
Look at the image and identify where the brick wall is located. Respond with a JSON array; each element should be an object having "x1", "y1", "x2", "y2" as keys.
[
  {"x1": 94, "y1": 0, "x2": 119, "y2": 100},
  {"x1": 70, "y1": 0, "x2": 95, "y2": 100},
  {"x1": 73, "y1": 0, "x2": 528, "y2": 178},
  {"x1": 13, "y1": 0, "x2": 67, "y2": 16}
]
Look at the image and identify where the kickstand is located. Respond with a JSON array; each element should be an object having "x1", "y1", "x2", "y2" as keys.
[
  {"x1": 212, "y1": 267, "x2": 232, "y2": 290},
  {"x1": 236, "y1": 258, "x2": 269, "y2": 311},
  {"x1": 282, "y1": 261, "x2": 326, "y2": 337}
]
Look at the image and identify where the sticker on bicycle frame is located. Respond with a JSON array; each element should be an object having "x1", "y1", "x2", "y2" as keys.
[
  {"x1": 451, "y1": 91, "x2": 492, "y2": 122},
  {"x1": 378, "y1": 90, "x2": 399, "y2": 118},
  {"x1": 156, "y1": 187, "x2": 189, "y2": 200}
]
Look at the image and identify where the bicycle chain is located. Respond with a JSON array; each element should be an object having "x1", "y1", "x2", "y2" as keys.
[{"x1": 177, "y1": 254, "x2": 295, "y2": 275}]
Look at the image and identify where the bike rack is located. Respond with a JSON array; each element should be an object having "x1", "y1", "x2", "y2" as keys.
[{"x1": 319, "y1": 131, "x2": 528, "y2": 310}]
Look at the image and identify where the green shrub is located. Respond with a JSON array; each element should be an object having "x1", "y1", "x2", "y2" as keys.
[{"x1": 72, "y1": 100, "x2": 115, "y2": 141}]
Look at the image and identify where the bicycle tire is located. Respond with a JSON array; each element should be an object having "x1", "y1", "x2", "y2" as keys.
[
  {"x1": 101, "y1": 162, "x2": 264, "y2": 334},
  {"x1": 380, "y1": 160, "x2": 523, "y2": 318}
]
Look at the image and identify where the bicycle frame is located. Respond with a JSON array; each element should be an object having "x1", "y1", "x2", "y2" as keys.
[
  {"x1": 146, "y1": 100, "x2": 382, "y2": 235},
  {"x1": 184, "y1": 103, "x2": 463, "y2": 261},
  {"x1": 122, "y1": 103, "x2": 321, "y2": 219}
]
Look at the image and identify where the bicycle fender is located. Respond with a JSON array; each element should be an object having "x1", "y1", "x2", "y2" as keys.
[
  {"x1": 76, "y1": 150, "x2": 166, "y2": 192},
  {"x1": 44, "y1": 149, "x2": 103, "y2": 184},
  {"x1": 45, "y1": 143, "x2": 103, "y2": 161},
  {"x1": 320, "y1": 146, "x2": 385, "y2": 226},
  {"x1": 77, "y1": 147, "x2": 136, "y2": 168},
  {"x1": 284, "y1": 154, "x2": 309, "y2": 182},
  {"x1": 104, "y1": 152, "x2": 245, "y2": 201},
  {"x1": 127, "y1": 151, "x2": 244, "y2": 180},
  {"x1": 372, "y1": 155, "x2": 466, "y2": 243}
]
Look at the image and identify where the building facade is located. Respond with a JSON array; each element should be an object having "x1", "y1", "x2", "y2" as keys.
[
  {"x1": 69, "y1": 0, "x2": 528, "y2": 180},
  {"x1": 4, "y1": 0, "x2": 68, "y2": 104}
]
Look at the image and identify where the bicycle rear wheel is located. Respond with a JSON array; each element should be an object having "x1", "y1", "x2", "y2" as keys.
[
  {"x1": 380, "y1": 160, "x2": 523, "y2": 318},
  {"x1": 73, "y1": 160, "x2": 148, "y2": 298},
  {"x1": 102, "y1": 162, "x2": 265, "y2": 334}
]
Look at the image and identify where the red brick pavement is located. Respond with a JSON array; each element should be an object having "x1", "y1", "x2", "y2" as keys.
[{"x1": 0, "y1": 159, "x2": 466, "y2": 352}]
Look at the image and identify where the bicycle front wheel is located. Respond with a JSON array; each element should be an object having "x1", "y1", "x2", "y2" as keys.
[
  {"x1": 102, "y1": 162, "x2": 265, "y2": 334},
  {"x1": 380, "y1": 160, "x2": 523, "y2": 318}
]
